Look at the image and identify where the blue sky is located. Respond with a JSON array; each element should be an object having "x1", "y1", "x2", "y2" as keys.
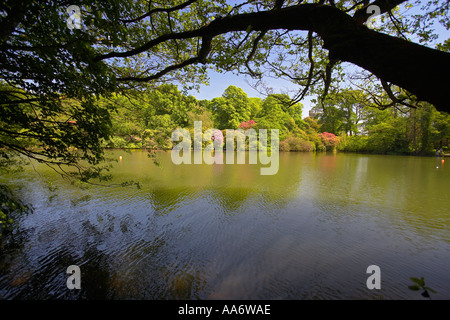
[{"x1": 188, "y1": 68, "x2": 315, "y2": 119}]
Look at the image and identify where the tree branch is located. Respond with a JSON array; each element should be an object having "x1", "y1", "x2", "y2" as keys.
[
  {"x1": 244, "y1": 30, "x2": 267, "y2": 77},
  {"x1": 353, "y1": 0, "x2": 407, "y2": 24},
  {"x1": 380, "y1": 79, "x2": 416, "y2": 108},
  {"x1": 118, "y1": 35, "x2": 213, "y2": 82},
  {"x1": 120, "y1": 0, "x2": 198, "y2": 24},
  {"x1": 93, "y1": 3, "x2": 450, "y2": 113}
]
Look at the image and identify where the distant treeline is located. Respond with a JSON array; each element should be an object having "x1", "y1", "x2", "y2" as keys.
[{"x1": 102, "y1": 84, "x2": 450, "y2": 155}]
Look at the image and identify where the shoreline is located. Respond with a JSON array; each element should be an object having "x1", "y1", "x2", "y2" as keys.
[{"x1": 103, "y1": 147, "x2": 449, "y2": 157}]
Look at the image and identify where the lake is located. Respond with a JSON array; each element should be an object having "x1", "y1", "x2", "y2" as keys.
[{"x1": 0, "y1": 151, "x2": 449, "y2": 299}]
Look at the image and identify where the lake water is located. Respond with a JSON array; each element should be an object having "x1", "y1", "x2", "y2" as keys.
[{"x1": 0, "y1": 151, "x2": 449, "y2": 299}]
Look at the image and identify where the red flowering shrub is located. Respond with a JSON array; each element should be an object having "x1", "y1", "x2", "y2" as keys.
[
  {"x1": 319, "y1": 132, "x2": 340, "y2": 150},
  {"x1": 238, "y1": 120, "x2": 257, "y2": 130}
]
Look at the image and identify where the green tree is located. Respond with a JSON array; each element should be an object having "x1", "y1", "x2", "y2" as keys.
[
  {"x1": 417, "y1": 104, "x2": 435, "y2": 154},
  {"x1": 432, "y1": 111, "x2": 450, "y2": 150},
  {"x1": 287, "y1": 102, "x2": 304, "y2": 128},
  {"x1": 186, "y1": 105, "x2": 214, "y2": 129},
  {"x1": 104, "y1": 83, "x2": 197, "y2": 148},
  {"x1": 407, "y1": 104, "x2": 449, "y2": 155},
  {"x1": 313, "y1": 90, "x2": 368, "y2": 136},
  {"x1": 143, "y1": 83, "x2": 190, "y2": 129},
  {"x1": 249, "y1": 97, "x2": 263, "y2": 119},
  {"x1": 256, "y1": 95, "x2": 291, "y2": 135},
  {"x1": 336, "y1": 90, "x2": 367, "y2": 136},
  {"x1": 366, "y1": 118, "x2": 409, "y2": 154},
  {"x1": 209, "y1": 85, "x2": 252, "y2": 129},
  {"x1": 315, "y1": 104, "x2": 344, "y2": 135}
]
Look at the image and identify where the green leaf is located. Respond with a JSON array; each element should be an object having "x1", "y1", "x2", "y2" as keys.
[
  {"x1": 410, "y1": 277, "x2": 425, "y2": 286},
  {"x1": 408, "y1": 285, "x2": 420, "y2": 291},
  {"x1": 424, "y1": 287, "x2": 437, "y2": 294}
]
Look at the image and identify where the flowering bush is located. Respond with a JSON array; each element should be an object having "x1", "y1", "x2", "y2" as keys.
[
  {"x1": 238, "y1": 120, "x2": 257, "y2": 130},
  {"x1": 319, "y1": 132, "x2": 340, "y2": 151},
  {"x1": 211, "y1": 129, "x2": 224, "y2": 145}
]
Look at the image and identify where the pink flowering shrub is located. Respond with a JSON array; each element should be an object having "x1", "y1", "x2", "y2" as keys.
[
  {"x1": 238, "y1": 120, "x2": 257, "y2": 130},
  {"x1": 211, "y1": 129, "x2": 224, "y2": 145},
  {"x1": 319, "y1": 132, "x2": 340, "y2": 150}
]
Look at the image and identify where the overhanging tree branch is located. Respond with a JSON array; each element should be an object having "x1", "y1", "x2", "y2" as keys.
[
  {"x1": 244, "y1": 30, "x2": 268, "y2": 77},
  {"x1": 94, "y1": 2, "x2": 450, "y2": 113},
  {"x1": 117, "y1": 34, "x2": 212, "y2": 82},
  {"x1": 380, "y1": 79, "x2": 416, "y2": 109},
  {"x1": 353, "y1": 0, "x2": 408, "y2": 24},
  {"x1": 120, "y1": 0, "x2": 198, "y2": 24}
]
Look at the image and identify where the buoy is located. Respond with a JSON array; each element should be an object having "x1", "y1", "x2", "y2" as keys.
[
  {"x1": 442, "y1": 159, "x2": 445, "y2": 163},
  {"x1": 436, "y1": 166, "x2": 439, "y2": 168},
  {"x1": 119, "y1": 156, "x2": 122, "y2": 161}
]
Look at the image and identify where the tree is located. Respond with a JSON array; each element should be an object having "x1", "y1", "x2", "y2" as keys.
[
  {"x1": 143, "y1": 83, "x2": 190, "y2": 129},
  {"x1": 0, "y1": 0, "x2": 121, "y2": 180},
  {"x1": 248, "y1": 97, "x2": 263, "y2": 119},
  {"x1": 367, "y1": 120, "x2": 409, "y2": 154},
  {"x1": 406, "y1": 103, "x2": 449, "y2": 154},
  {"x1": 315, "y1": 104, "x2": 344, "y2": 135},
  {"x1": 104, "y1": 83, "x2": 198, "y2": 149},
  {"x1": 186, "y1": 104, "x2": 214, "y2": 129},
  {"x1": 286, "y1": 102, "x2": 304, "y2": 128},
  {"x1": 415, "y1": 103, "x2": 435, "y2": 154},
  {"x1": 256, "y1": 94, "x2": 291, "y2": 135},
  {"x1": 313, "y1": 89, "x2": 367, "y2": 136},
  {"x1": 432, "y1": 111, "x2": 450, "y2": 149},
  {"x1": 336, "y1": 90, "x2": 367, "y2": 136},
  {"x1": 209, "y1": 85, "x2": 252, "y2": 129}
]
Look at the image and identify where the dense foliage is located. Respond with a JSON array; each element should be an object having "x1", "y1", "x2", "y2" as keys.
[
  {"x1": 312, "y1": 90, "x2": 450, "y2": 155},
  {"x1": 102, "y1": 84, "x2": 450, "y2": 155}
]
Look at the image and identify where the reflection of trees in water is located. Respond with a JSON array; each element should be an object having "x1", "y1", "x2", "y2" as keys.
[
  {"x1": 207, "y1": 187, "x2": 253, "y2": 214},
  {"x1": 0, "y1": 151, "x2": 308, "y2": 299},
  {"x1": 58, "y1": 151, "x2": 306, "y2": 219},
  {"x1": 0, "y1": 230, "x2": 28, "y2": 299},
  {"x1": 206, "y1": 186, "x2": 296, "y2": 216},
  {"x1": 144, "y1": 152, "x2": 304, "y2": 217},
  {"x1": 109, "y1": 250, "x2": 208, "y2": 299},
  {"x1": 147, "y1": 187, "x2": 195, "y2": 216}
]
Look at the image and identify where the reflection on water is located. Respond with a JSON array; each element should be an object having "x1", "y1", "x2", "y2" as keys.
[{"x1": 0, "y1": 151, "x2": 449, "y2": 299}]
